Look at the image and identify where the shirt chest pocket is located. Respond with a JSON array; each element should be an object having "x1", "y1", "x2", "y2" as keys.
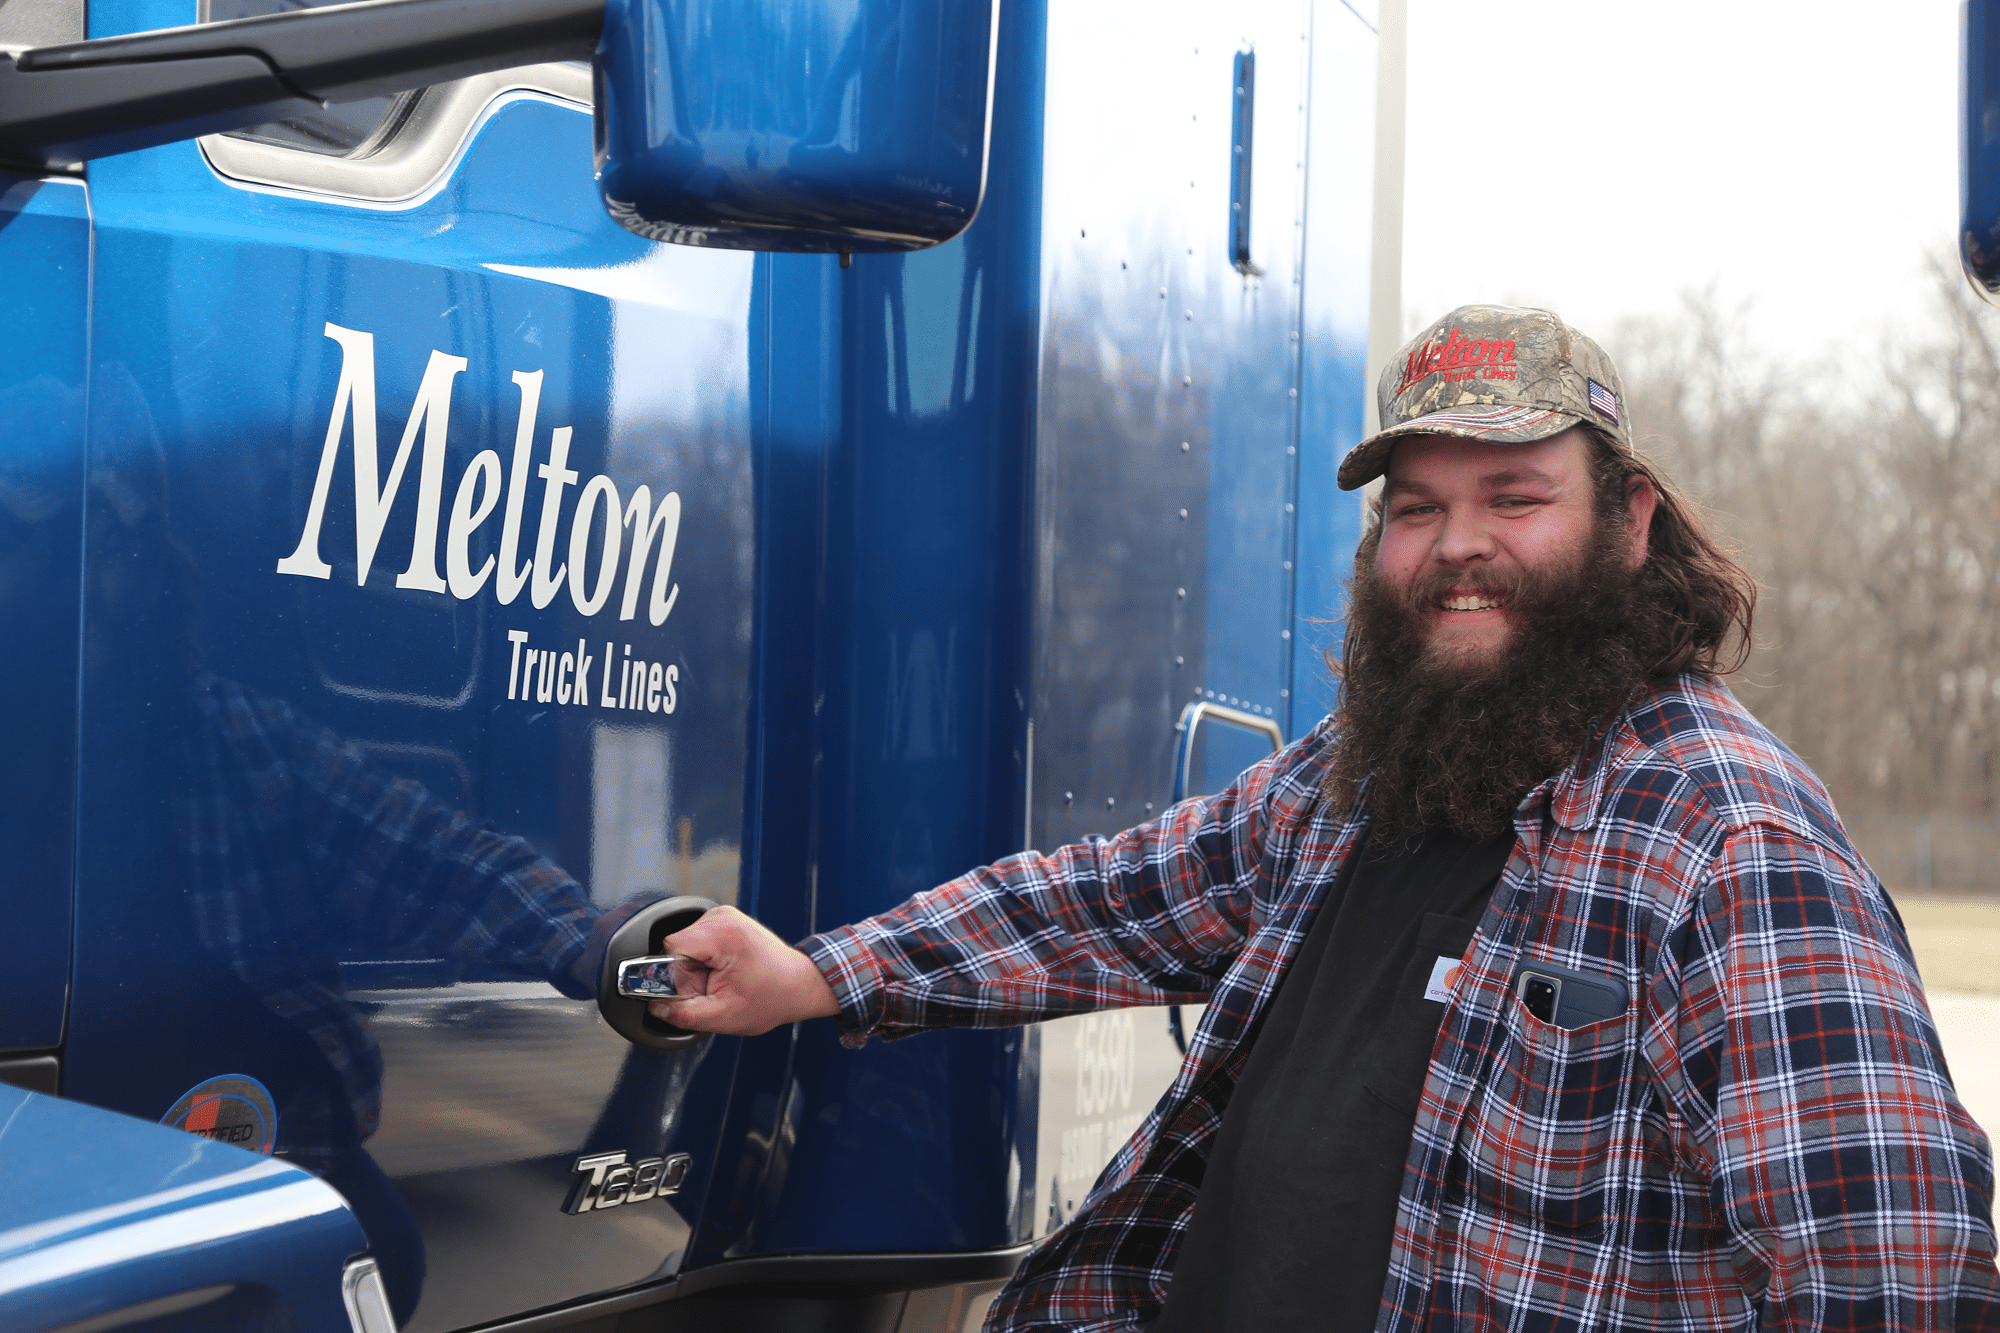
[{"x1": 1445, "y1": 979, "x2": 1636, "y2": 1239}]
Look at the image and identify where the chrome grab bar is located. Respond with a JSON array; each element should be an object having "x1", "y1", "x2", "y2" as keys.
[
  {"x1": 615, "y1": 954, "x2": 709, "y2": 1002},
  {"x1": 1172, "y1": 701, "x2": 1283, "y2": 803}
]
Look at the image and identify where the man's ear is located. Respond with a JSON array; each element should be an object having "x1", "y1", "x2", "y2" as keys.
[{"x1": 1624, "y1": 473, "x2": 1658, "y2": 569}]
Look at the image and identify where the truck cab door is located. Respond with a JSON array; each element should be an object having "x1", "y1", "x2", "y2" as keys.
[
  {"x1": 0, "y1": 0, "x2": 86, "y2": 1094},
  {"x1": 0, "y1": 165, "x2": 86, "y2": 1090},
  {"x1": 61, "y1": 2, "x2": 757, "y2": 1328}
]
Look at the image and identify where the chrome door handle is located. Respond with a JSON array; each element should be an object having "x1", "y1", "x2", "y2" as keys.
[
  {"x1": 597, "y1": 895, "x2": 717, "y2": 1050},
  {"x1": 614, "y1": 954, "x2": 710, "y2": 1002}
]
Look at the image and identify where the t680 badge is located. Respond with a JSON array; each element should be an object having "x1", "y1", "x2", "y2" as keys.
[{"x1": 563, "y1": 1150, "x2": 691, "y2": 1215}]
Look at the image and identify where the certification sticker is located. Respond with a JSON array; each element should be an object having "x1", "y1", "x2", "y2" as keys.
[{"x1": 162, "y1": 1074, "x2": 277, "y2": 1155}]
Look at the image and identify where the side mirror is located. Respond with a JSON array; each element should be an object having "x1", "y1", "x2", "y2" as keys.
[
  {"x1": 593, "y1": 0, "x2": 999, "y2": 253},
  {"x1": 1964, "y1": 0, "x2": 2000, "y2": 299},
  {"x1": 0, "y1": 0, "x2": 996, "y2": 258}
]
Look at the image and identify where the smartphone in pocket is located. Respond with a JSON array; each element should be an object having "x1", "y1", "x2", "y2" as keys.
[{"x1": 1511, "y1": 960, "x2": 1628, "y2": 1030}]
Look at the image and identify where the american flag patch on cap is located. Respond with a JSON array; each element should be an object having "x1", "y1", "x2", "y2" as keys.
[{"x1": 1587, "y1": 378, "x2": 1618, "y2": 424}]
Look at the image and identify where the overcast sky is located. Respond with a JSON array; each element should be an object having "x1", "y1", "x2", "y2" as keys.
[{"x1": 1400, "y1": 1, "x2": 1961, "y2": 371}]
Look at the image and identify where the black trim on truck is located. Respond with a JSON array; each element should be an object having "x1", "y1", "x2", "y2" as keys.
[
  {"x1": 0, "y1": 1053, "x2": 60, "y2": 1095},
  {"x1": 471, "y1": 1245, "x2": 1034, "y2": 1333},
  {"x1": 0, "y1": 0, "x2": 600, "y2": 169}
]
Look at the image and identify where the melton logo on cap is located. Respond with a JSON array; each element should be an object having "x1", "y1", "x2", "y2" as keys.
[{"x1": 1394, "y1": 327, "x2": 1519, "y2": 396}]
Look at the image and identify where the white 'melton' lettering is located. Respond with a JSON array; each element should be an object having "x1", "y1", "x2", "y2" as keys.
[{"x1": 276, "y1": 324, "x2": 680, "y2": 625}]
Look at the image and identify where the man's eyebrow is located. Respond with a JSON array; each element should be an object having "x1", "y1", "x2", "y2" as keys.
[
  {"x1": 1479, "y1": 467, "x2": 1561, "y2": 489},
  {"x1": 1383, "y1": 467, "x2": 1561, "y2": 497}
]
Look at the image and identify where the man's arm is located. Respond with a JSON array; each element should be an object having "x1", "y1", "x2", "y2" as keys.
[
  {"x1": 1666, "y1": 825, "x2": 2000, "y2": 1329},
  {"x1": 654, "y1": 723, "x2": 1333, "y2": 1043}
]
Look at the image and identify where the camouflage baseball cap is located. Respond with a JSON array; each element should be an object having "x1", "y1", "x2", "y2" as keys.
[{"x1": 1336, "y1": 304, "x2": 1629, "y2": 491}]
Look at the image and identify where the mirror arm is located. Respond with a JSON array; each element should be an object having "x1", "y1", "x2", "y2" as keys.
[{"x1": 0, "y1": 0, "x2": 602, "y2": 172}]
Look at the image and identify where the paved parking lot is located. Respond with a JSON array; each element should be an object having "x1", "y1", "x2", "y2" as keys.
[
  {"x1": 1898, "y1": 896, "x2": 2000, "y2": 1135},
  {"x1": 1927, "y1": 991, "x2": 2000, "y2": 1137}
]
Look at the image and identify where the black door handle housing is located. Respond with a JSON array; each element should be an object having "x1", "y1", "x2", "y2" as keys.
[{"x1": 598, "y1": 895, "x2": 717, "y2": 1050}]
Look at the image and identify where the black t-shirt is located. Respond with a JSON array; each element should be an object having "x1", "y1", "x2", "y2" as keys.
[{"x1": 1153, "y1": 826, "x2": 1515, "y2": 1333}]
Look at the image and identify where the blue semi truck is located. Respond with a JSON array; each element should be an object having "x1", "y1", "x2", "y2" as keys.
[{"x1": 0, "y1": 0, "x2": 1403, "y2": 1328}]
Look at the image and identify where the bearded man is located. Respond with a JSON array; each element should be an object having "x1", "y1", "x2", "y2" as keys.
[{"x1": 653, "y1": 307, "x2": 2000, "y2": 1332}]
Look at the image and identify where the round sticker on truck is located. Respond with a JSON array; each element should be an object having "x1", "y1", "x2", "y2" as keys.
[{"x1": 162, "y1": 1075, "x2": 277, "y2": 1154}]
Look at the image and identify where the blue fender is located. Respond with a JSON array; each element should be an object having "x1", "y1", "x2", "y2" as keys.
[{"x1": 0, "y1": 1084, "x2": 372, "y2": 1333}]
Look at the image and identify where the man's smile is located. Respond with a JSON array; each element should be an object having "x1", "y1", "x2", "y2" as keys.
[{"x1": 1440, "y1": 594, "x2": 1505, "y2": 613}]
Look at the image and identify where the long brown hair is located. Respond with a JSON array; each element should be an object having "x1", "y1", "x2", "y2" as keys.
[{"x1": 1582, "y1": 425, "x2": 1756, "y2": 678}]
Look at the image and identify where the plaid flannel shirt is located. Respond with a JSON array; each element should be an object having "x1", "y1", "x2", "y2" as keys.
[{"x1": 801, "y1": 675, "x2": 2000, "y2": 1332}]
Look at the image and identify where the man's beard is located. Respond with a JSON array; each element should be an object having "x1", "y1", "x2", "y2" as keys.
[{"x1": 1322, "y1": 512, "x2": 1674, "y2": 841}]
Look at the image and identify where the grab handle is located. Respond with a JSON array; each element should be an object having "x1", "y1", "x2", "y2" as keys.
[
  {"x1": 597, "y1": 895, "x2": 718, "y2": 1050},
  {"x1": 1173, "y1": 700, "x2": 1282, "y2": 803},
  {"x1": 1229, "y1": 49, "x2": 1261, "y2": 276}
]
